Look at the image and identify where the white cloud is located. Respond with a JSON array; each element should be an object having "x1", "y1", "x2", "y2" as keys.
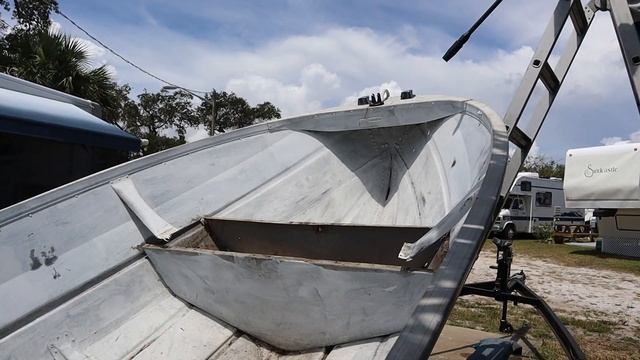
[
  {"x1": 300, "y1": 63, "x2": 341, "y2": 93},
  {"x1": 226, "y1": 63, "x2": 341, "y2": 116},
  {"x1": 186, "y1": 125, "x2": 209, "y2": 142},
  {"x1": 54, "y1": 3, "x2": 638, "y2": 157},
  {"x1": 74, "y1": 37, "x2": 106, "y2": 60},
  {"x1": 227, "y1": 75, "x2": 322, "y2": 116},
  {"x1": 91, "y1": 26, "x2": 534, "y2": 117},
  {"x1": 601, "y1": 130, "x2": 640, "y2": 146},
  {"x1": 50, "y1": 20, "x2": 105, "y2": 60},
  {"x1": 49, "y1": 21, "x2": 61, "y2": 33},
  {"x1": 529, "y1": 142, "x2": 540, "y2": 158},
  {"x1": 160, "y1": 124, "x2": 210, "y2": 143},
  {"x1": 509, "y1": 141, "x2": 539, "y2": 160},
  {"x1": 104, "y1": 64, "x2": 118, "y2": 77},
  {"x1": 50, "y1": 23, "x2": 113, "y2": 72},
  {"x1": 342, "y1": 80, "x2": 402, "y2": 106},
  {"x1": 600, "y1": 136, "x2": 626, "y2": 146}
]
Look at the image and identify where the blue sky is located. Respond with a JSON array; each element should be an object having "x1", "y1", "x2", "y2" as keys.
[{"x1": 52, "y1": 0, "x2": 640, "y2": 159}]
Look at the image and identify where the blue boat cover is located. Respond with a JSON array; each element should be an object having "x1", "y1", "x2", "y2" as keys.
[{"x1": 0, "y1": 88, "x2": 140, "y2": 151}]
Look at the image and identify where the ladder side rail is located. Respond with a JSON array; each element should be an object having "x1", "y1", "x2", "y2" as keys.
[
  {"x1": 502, "y1": 0, "x2": 574, "y2": 132},
  {"x1": 502, "y1": 1, "x2": 598, "y2": 196},
  {"x1": 608, "y1": 0, "x2": 640, "y2": 111}
]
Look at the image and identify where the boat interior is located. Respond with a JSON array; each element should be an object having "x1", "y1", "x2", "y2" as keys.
[{"x1": 162, "y1": 217, "x2": 441, "y2": 268}]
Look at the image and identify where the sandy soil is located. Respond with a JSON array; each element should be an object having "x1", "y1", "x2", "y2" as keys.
[{"x1": 467, "y1": 250, "x2": 640, "y2": 326}]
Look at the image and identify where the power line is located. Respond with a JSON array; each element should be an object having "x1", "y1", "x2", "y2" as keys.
[{"x1": 56, "y1": 9, "x2": 179, "y2": 88}]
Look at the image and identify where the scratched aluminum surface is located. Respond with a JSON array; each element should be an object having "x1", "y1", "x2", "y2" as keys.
[
  {"x1": 0, "y1": 95, "x2": 506, "y2": 358},
  {"x1": 144, "y1": 246, "x2": 433, "y2": 351},
  {"x1": 0, "y1": 258, "x2": 398, "y2": 360}
]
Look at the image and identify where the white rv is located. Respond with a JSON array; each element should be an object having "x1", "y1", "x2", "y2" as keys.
[
  {"x1": 493, "y1": 172, "x2": 582, "y2": 239},
  {"x1": 565, "y1": 143, "x2": 640, "y2": 258}
]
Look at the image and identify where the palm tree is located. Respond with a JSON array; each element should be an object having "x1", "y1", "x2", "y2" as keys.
[{"x1": 1, "y1": 29, "x2": 119, "y2": 117}]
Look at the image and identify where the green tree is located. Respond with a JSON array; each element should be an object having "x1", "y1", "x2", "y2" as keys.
[
  {"x1": 196, "y1": 91, "x2": 281, "y2": 134},
  {"x1": 125, "y1": 89, "x2": 199, "y2": 154},
  {"x1": 0, "y1": 0, "x2": 122, "y2": 120},
  {"x1": 522, "y1": 154, "x2": 565, "y2": 179},
  {"x1": 1, "y1": 30, "x2": 120, "y2": 114},
  {"x1": 0, "y1": 0, "x2": 58, "y2": 33},
  {"x1": 103, "y1": 83, "x2": 139, "y2": 128},
  {"x1": 253, "y1": 101, "x2": 281, "y2": 123}
]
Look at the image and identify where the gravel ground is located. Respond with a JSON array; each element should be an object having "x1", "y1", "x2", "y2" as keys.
[{"x1": 467, "y1": 250, "x2": 640, "y2": 327}]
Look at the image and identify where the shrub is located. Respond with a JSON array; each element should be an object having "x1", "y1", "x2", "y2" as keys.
[{"x1": 533, "y1": 223, "x2": 553, "y2": 241}]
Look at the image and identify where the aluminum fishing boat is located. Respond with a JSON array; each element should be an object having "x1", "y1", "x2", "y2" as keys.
[{"x1": 0, "y1": 94, "x2": 507, "y2": 359}]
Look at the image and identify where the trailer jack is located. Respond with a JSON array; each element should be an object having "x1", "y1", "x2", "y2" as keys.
[{"x1": 460, "y1": 238, "x2": 586, "y2": 360}]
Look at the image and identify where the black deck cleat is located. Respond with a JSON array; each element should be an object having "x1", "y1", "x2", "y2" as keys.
[{"x1": 401, "y1": 90, "x2": 415, "y2": 100}]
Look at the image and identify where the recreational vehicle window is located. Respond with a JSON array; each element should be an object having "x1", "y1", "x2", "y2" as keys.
[
  {"x1": 501, "y1": 196, "x2": 524, "y2": 210},
  {"x1": 512, "y1": 198, "x2": 524, "y2": 210},
  {"x1": 536, "y1": 192, "x2": 552, "y2": 207}
]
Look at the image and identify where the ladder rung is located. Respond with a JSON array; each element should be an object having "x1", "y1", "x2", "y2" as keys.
[
  {"x1": 540, "y1": 61, "x2": 560, "y2": 94},
  {"x1": 569, "y1": 0, "x2": 588, "y2": 36},
  {"x1": 509, "y1": 126, "x2": 532, "y2": 151}
]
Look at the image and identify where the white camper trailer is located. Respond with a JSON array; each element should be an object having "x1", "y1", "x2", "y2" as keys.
[
  {"x1": 565, "y1": 143, "x2": 640, "y2": 258},
  {"x1": 493, "y1": 172, "x2": 581, "y2": 239}
]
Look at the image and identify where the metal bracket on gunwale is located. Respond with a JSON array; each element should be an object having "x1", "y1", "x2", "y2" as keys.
[{"x1": 111, "y1": 177, "x2": 177, "y2": 241}]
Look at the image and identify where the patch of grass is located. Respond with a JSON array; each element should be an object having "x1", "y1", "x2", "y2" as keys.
[
  {"x1": 448, "y1": 297, "x2": 640, "y2": 360},
  {"x1": 447, "y1": 298, "x2": 502, "y2": 331},
  {"x1": 559, "y1": 315, "x2": 618, "y2": 334},
  {"x1": 448, "y1": 298, "x2": 564, "y2": 358},
  {"x1": 482, "y1": 239, "x2": 640, "y2": 276}
]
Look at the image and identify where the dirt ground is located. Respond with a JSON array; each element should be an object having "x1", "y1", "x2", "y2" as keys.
[{"x1": 467, "y1": 250, "x2": 640, "y2": 327}]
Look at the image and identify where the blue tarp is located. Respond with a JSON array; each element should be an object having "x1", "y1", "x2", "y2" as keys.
[{"x1": 0, "y1": 88, "x2": 140, "y2": 151}]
